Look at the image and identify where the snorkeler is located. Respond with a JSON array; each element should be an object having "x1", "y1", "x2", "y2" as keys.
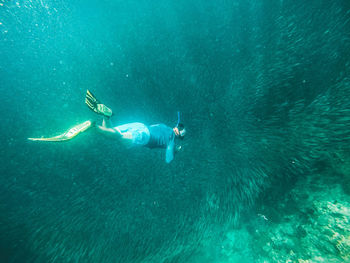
[{"x1": 28, "y1": 90, "x2": 186, "y2": 163}]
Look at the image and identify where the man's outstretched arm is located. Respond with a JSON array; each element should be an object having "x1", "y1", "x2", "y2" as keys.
[{"x1": 165, "y1": 141, "x2": 175, "y2": 163}]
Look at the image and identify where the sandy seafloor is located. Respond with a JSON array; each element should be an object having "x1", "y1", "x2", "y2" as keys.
[{"x1": 209, "y1": 152, "x2": 350, "y2": 263}]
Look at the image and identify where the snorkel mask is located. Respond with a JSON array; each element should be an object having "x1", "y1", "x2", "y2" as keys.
[{"x1": 174, "y1": 111, "x2": 186, "y2": 138}]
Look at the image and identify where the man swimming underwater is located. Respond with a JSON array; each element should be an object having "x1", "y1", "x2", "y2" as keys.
[{"x1": 28, "y1": 90, "x2": 186, "y2": 163}]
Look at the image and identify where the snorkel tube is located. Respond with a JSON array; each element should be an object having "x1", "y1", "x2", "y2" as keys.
[{"x1": 176, "y1": 111, "x2": 181, "y2": 127}]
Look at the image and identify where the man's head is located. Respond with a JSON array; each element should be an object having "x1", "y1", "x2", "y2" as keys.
[{"x1": 173, "y1": 123, "x2": 186, "y2": 139}]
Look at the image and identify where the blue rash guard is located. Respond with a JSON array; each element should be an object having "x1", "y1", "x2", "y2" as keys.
[
  {"x1": 115, "y1": 123, "x2": 176, "y2": 163},
  {"x1": 146, "y1": 124, "x2": 176, "y2": 163}
]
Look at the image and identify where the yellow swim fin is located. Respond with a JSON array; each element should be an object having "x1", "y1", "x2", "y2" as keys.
[
  {"x1": 28, "y1": 120, "x2": 93, "y2": 142},
  {"x1": 85, "y1": 90, "x2": 113, "y2": 117}
]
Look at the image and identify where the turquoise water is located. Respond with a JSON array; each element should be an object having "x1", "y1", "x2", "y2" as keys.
[{"x1": 1, "y1": 0, "x2": 350, "y2": 262}]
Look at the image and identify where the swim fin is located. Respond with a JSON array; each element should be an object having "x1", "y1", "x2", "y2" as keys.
[
  {"x1": 85, "y1": 90, "x2": 113, "y2": 117},
  {"x1": 28, "y1": 120, "x2": 92, "y2": 142}
]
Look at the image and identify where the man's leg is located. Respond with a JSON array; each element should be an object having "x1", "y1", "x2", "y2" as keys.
[
  {"x1": 96, "y1": 117, "x2": 122, "y2": 140},
  {"x1": 85, "y1": 91, "x2": 132, "y2": 146},
  {"x1": 96, "y1": 119, "x2": 133, "y2": 147}
]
